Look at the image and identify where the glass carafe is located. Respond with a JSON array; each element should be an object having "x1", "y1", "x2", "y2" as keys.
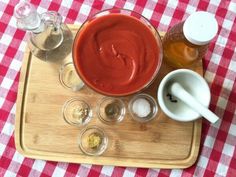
[{"x1": 14, "y1": 1, "x2": 73, "y2": 62}]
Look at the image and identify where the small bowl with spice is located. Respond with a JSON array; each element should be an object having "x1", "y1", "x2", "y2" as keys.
[
  {"x1": 62, "y1": 98, "x2": 92, "y2": 126},
  {"x1": 59, "y1": 62, "x2": 84, "y2": 91},
  {"x1": 79, "y1": 126, "x2": 108, "y2": 156},
  {"x1": 128, "y1": 94, "x2": 158, "y2": 123},
  {"x1": 97, "y1": 97, "x2": 126, "y2": 124}
]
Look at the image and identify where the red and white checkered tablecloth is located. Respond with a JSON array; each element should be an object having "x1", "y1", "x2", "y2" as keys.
[{"x1": 0, "y1": 0, "x2": 235, "y2": 176}]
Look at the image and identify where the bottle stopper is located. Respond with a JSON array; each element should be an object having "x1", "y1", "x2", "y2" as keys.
[{"x1": 14, "y1": 1, "x2": 41, "y2": 31}]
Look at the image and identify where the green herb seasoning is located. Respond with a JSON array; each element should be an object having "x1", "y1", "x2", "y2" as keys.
[{"x1": 105, "y1": 102, "x2": 120, "y2": 119}]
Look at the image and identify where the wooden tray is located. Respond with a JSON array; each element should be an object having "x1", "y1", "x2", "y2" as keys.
[{"x1": 15, "y1": 25, "x2": 202, "y2": 169}]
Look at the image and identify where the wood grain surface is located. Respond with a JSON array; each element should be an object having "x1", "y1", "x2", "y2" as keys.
[{"x1": 15, "y1": 25, "x2": 202, "y2": 169}]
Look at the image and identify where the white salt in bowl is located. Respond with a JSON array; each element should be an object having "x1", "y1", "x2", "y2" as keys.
[
  {"x1": 157, "y1": 69, "x2": 211, "y2": 122},
  {"x1": 128, "y1": 94, "x2": 158, "y2": 123}
]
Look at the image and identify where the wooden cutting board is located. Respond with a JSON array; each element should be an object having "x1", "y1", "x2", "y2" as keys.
[{"x1": 15, "y1": 25, "x2": 202, "y2": 169}]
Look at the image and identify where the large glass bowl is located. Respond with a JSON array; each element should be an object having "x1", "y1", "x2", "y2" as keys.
[{"x1": 73, "y1": 9, "x2": 163, "y2": 96}]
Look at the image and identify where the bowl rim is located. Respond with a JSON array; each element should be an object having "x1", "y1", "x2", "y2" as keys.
[
  {"x1": 157, "y1": 69, "x2": 211, "y2": 122},
  {"x1": 72, "y1": 8, "x2": 163, "y2": 97}
]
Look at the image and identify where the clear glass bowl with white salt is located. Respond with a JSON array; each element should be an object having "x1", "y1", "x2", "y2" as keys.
[{"x1": 128, "y1": 94, "x2": 158, "y2": 123}]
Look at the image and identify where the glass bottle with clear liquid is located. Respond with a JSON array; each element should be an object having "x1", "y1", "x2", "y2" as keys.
[{"x1": 14, "y1": 1, "x2": 73, "y2": 62}]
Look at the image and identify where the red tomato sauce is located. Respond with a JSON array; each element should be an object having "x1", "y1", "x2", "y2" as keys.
[{"x1": 73, "y1": 14, "x2": 161, "y2": 96}]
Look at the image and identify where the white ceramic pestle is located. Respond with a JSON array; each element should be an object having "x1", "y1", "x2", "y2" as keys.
[{"x1": 169, "y1": 82, "x2": 219, "y2": 123}]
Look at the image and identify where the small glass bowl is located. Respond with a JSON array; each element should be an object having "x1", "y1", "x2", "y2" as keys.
[
  {"x1": 62, "y1": 98, "x2": 92, "y2": 126},
  {"x1": 97, "y1": 97, "x2": 126, "y2": 124},
  {"x1": 128, "y1": 94, "x2": 158, "y2": 123},
  {"x1": 59, "y1": 62, "x2": 84, "y2": 91},
  {"x1": 79, "y1": 126, "x2": 108, "y2": 156}
]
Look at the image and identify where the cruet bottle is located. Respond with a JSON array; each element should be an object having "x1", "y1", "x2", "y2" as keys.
[{"x1": 14, "y1": 1, "x2": 73, "y2": 62}]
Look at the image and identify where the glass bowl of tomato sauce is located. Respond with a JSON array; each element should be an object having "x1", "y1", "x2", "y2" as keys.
[{"x1": 73, "y1": 9, "x2": 163, "y2": 96}]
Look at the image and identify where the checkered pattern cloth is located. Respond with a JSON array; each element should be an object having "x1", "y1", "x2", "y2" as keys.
[{"x1": 0, "y1": 0, "x2": 235, "y2": 176}]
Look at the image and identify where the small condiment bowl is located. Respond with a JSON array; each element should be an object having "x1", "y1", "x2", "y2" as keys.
[
  {"x1": 59, "y1": 62, "x2": 84, "y2": 91},
  {"x1": 62, "y1": 98, "x2": 92, "y2": 126},
  {"x1": 97, "y1": 97, "x2": 126, "y2": 124},
  {"x1": 78, "y1": 126, "x2": 108, "y2": 156},
  {"x1": 128, "y1": 94, "x2": 158, "y2": 123},
  {"x1": 157, "y1": 69, "x2": 211, "y2": 122}
]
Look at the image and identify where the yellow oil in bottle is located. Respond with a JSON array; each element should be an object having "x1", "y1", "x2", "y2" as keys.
[{"x1": 162, "y1": 12, "x2": 218, "y2": 68}]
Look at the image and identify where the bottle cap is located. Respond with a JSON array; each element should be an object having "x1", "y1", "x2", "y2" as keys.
[{"x1": 183, "y1": 11, "x2": 218, "y2": 45}]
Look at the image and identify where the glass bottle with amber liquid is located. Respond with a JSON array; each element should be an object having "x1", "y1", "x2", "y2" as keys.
[{"x1": 163, "y1": 11, "x2": 218, "y2": 68}]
